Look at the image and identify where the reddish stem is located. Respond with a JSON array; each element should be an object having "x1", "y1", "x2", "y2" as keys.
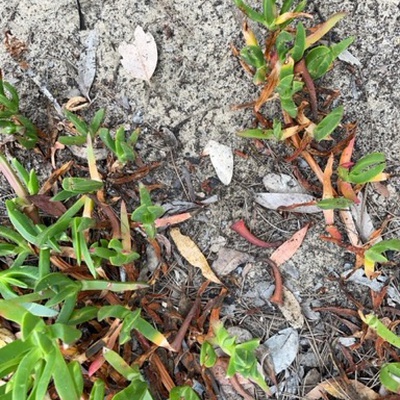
[
  {"x1": 266, "y1": 258, "x2": 284, "y2": 305},
  {"x1": 294, "y1": 58, "x2": 318, "y2": 119},
  {"x1": 230, "y1": 220, "x2": 281, "y2": 248}
]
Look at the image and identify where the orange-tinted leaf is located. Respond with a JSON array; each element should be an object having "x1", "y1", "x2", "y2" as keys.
[
  {"x1": 270, "y1": 224, "x2": 309, "y2": 266},
  {"x1": 155, "y1": 212, "x2": 192, "y2": 228},
  {"x1": 322, "y1": 153, "x2": 335, "y2": 226},
  {"x1": 326, "y1": 225, "x2": 342, "y2": 241},
  {"x1": 255, "y1": 63, "x2": 280, "y2": 112}
]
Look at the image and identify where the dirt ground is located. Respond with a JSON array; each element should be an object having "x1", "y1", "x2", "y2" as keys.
[{"x1": 0, "y1": 0, "x2": 400, "y2": 399}]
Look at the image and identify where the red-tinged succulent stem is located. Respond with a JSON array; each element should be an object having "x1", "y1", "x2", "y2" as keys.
[
  {"x1": 294, "y1": 58, "x2": 318, "y2": 119},
  {"x1": 230, "y1": 219, "x2": 281, "y2": 248}
]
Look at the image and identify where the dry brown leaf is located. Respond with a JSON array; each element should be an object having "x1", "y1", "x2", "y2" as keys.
[
  {"x1": 270, "y1": 224, "x2": 309, "y2": 266},
  {"x1": 277, "y1": 287, "x2": 304, "y2": 329},
  {"x1": 27, "y1": 195, "x2": 67, "y2": 217},
  {"x1": 305, "y1": 378, "x2": 379, "y2": 400},
  {"x1": 212, "y1": 247, "x2": 254, "y2": 276},
  {"x1": 170, "y1": 228, "x2": 221, "y2": 284},
  {"x1": 118, "y1": 26, "x2": 158, "y2": 82}
]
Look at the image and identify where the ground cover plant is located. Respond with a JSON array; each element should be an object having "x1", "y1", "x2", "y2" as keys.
[
  {"x1": 0, "y1": 0, "x2": 399, "y2": 399},
  {"x1": 231, "y1": 0, "x2": 400, "y2": 397}
]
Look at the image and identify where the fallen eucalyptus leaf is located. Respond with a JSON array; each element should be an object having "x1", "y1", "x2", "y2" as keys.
[
  {"x1": 77, "y1": 30, "x2": 98, "y2": 100},
  {"x1": 263, "y1": 173, "x2": 306, "y2": 193},
  {"x1": 212, "y1": 247, "x2": 254, "y2": 276},
  {"x1": 262, "y1": 328, "x2": 299, "y2": 374},
  {"x1": 350, "y1": 192, "x2": 381, "y2": 243},
  {"x1": 170, "y1": 228, "x2": 221, "y2": 284},
  {"x1": 342, "y1": 268, "x2": 387, "y2": 292},
  {"x1": 203, "y1": 140, "x2": 234, "y2": 185},
  {"x1": 337, "y1": 49, "x2": 361, "y2": 66},
  {"x1": 305, "y1": 378, "x2": 379, "y2": 399},
  {"x1": 119, "y1": 26, "x2": 158, "y2": 82},
  {"x1": 270, "y1": 224, "x2": 309, "y2": 266},
  {"x1": 255, "y1": 193, "x2": 320, "y2": 213}
]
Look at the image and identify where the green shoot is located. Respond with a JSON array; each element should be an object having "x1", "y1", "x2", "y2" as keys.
[
  {"x1": 201, "y1": 321, "x2": 270, "y2": 394},
  {"x1": 98, "y1": 305, "x2": 171, "y2": 349},
  {"x1": 59, "y1": 108, "x2": 106, "y2": 145},
  {"x1": 0, "y1": 76, "x2": 39, "y2": 149},
  {"x1": 99, "y1": 126, "x2": 139, "y2": 165},
  {"x1": 338, "y1": 152, "x2": 388, "y2": 184},
  {"x1": 131, "y1": 183, "x2": 165, "y2": 238}
]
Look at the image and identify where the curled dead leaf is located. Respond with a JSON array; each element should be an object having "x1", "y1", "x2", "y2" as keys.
[{"x1": 277, "y1": 287, "x2": 304, "y2": 329}]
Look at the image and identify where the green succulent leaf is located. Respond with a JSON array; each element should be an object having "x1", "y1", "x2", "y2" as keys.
[
  {"x1": 380, "y1": 363, "x2": 400, "y2": 394},
  {"x1": 169, "y1": 386, "x2": 201, "y2": 400},
  {"x1": 339, "y1": 152, "x2": 386, "y2": 184},
  {"x1": 62, "y1": 177, "x2": 103, "y2": 194},
  {"x1": 236, "y1": 128, "x2": 275, "y2": 140},
  {"x1": 240, "y1": 45, "x2": 265, "y2": 69},
  {"x1": 65, "y1": 110, "x2": 89, "y2": 136},
  {"x1": 291, "y1": 22, "x2": 306, "y2": 62},
  {"x1": 365, "y1": 239, "x2": 400, "y2": 265},
  {"x1": 234, "y1": 0, "x2": 266, "y2": 25},
  {"x1": 89, "y1": 379, "x2": 106, "y2": 400},
  {"x1": 99, "y1": 128, "x2": 116, "y2": 152},
  {"x1": 317, "y1": 197, "x2": 353, "y2": 210},
  {"x1": 58, "y1": 135, "x2": 88, "y2": 146},
  {"x1": 276, "y1": 31, "x2": 293, "y2": 61},
  {"x1": 89, "y1": 108, "x2": 106, "y2": 136},
  {"x1": 313, "y1": 105, "x2": 344, "y2": 141},
  {"x1": 200, "y1": 341, "x2": 218, "y2": 368},
  {"x1": 305, "y1": 45, "x2": 333, "y2": 79},
  {"x1": 281, "y1": 0, "x2": 295, "y2": 14},
  {"x1": 331, "y1": 36, "x2": 355, "y2": 58},
  {"x1": 263, "y1": 0, "x2": 277, "y2": 27}
]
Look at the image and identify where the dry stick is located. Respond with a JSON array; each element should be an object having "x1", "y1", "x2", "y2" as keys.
[
  {"x1": 170, "y1": 296, "x2": 202, "y2": 352},
  {"x1": 266, "y1": 258, "x2": 284, "y2": 305}
]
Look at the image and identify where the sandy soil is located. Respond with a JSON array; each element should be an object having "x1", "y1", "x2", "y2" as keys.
[{"x1": 0, "y1": 0, "x2": 399, "y2": 398}]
